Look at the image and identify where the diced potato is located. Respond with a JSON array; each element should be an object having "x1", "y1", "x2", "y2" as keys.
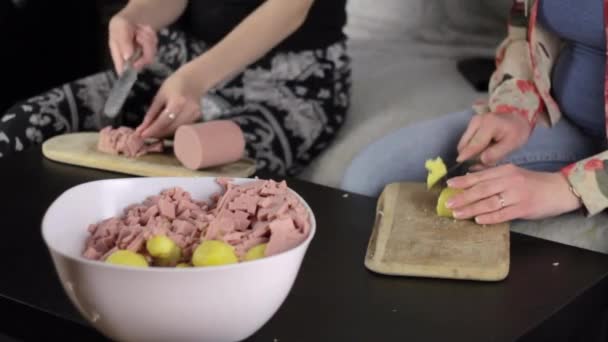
[{"x1": 425, "y1": 157, "x2": 447, "y2": 189}]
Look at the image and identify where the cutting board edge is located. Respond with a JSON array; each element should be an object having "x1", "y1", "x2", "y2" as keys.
[
  {"x1": 42, "y1": 135, "x2": 257, "y2": 178},
  {"x1": 364, "y1": 181, "x2": 512, "y2": 282},
  {"x1": 365, "y1": 182, "x2": 400, "y2": 263},
  {"x1": 364, "y1": 258, "x2": 511, "y2": 282}
]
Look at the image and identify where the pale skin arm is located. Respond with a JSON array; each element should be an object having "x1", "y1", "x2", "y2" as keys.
[
  {"x1": 179, "y1": 0, "x2": 314, "y2": 94},
  {"x1": 136, "y1": 0, "x2": 316, "y2": 138},
  {"x1": 443, "y1": 0, "x2": 578, "y2": 224}
]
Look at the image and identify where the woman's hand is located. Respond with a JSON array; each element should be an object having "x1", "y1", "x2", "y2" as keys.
[
  {"x1": 108, "y1": 14, "x2": 157, "y2": 74},
  {"x1": 136, "y1": 64, "x2": 203, "y2": 138},
  {"x1": 457, "y1": 112, "x2": 532, "y2": 168},
  {"x1": 446, "y1": 164, "x2": 582, "y2": 224}
]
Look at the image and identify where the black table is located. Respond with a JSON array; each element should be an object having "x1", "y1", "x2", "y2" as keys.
[{"x1": 2, "y1": 148, "x2": 608, "y2": 342}]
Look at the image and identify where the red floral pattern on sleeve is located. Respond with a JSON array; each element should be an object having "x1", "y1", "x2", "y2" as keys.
[
  {"x1": 584, "y1": 159, "x2": 604, "y2": 171},
  {"x1": 561, "y1": 163, "x2": 576, "y2": 177},
  {"x1": 494, "y1": 104, "x2": 530, "y2": 120},
  {"x1": 516, "y1": 80, "x2": 536, "y2": 93}
]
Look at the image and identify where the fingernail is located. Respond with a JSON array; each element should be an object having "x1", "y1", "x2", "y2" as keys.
[
  {"x1": 447, "y1": 179, "x2": 455, "y2": 187},
  {"x1": 475, "y1": 217, "x2": 482, "y2": 224},
  {"x1": 453, "y1": 211, "x2": 462, "y2": 219},
  {"x1": 446, "y1": 200, "x2": 455, "y2": 208}
]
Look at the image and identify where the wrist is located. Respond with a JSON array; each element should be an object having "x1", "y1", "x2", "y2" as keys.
[
  {"x1": 493, "y1": 106, "x2": 534, "y2": 128},
  {"x1": 174, "y1": 62, "x2": 212, "y2": 99},
  {"x1": 506, "y1": 111, "x2": 534, "y2": 142},
  {"x1": 116, "y1": 4, "x2": 142, "y2": 24},
  {"x1": 183, "y1": 57, "x2": 217, "y2": 95},
  {"x1": 552, "y1": 172, "x2": 583, "y2": 213}
]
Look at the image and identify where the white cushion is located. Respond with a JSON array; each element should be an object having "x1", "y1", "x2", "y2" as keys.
[
  {"x1": 346, "y1": 0, "x2": 510, "y2": 44},
  {"x1": 345, "y1": 0, "x2": 427, "y2": 40}
]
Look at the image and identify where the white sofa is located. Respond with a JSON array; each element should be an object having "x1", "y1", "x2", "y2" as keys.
[
  {"x1": 301, "y1": 0, "x2": 509, "y2": 188},
  {"x1": 299, "y1": 0, "x2": 608, "y2": 254}
]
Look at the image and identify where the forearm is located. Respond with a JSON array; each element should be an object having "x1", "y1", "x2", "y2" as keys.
[
  {"x1": 489, "y1": 0, "x2": 532, "y2": 93},
  {"x1": 118, "y1": 0, "x2": 188, "y2": 30},
  {"x1": 185, "y1": 0, "x2": 314, "y2": 93},
  {"x1": 473, "y1": 1, "x2": 543, "y2": 126}
]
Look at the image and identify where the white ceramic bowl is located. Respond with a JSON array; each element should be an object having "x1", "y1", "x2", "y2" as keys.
[{"x1": 42, "y1": 177, "x2": 316, "y2": 342}]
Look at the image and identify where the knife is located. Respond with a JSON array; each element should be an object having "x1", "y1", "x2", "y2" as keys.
[
  {"x1": 99, "y1": 47, "x2": 143, "y2": 127},
  {"x1": 431, "y1": 157, "x2": 481, "y2": 190}
]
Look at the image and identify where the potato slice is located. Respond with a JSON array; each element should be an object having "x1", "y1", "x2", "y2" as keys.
[{"x1": 425, "y1": 157, "x2": 447, "y2": 189}]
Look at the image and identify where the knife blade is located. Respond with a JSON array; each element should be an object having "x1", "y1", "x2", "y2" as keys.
[
  {"x1": 430, "y1": 157, "x2": 480, "y2": 190},
  {"x1": 101, "y1": 47, "x2": 143, "y2": 125}
]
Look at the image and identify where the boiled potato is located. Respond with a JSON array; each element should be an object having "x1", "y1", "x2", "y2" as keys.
[
  {"x1": 146, "y1": 235, "x2": 182, "y2": 266},
  {"x1": 436, "y1": 187, "x2": 463, "y2": 218},
  {"x1": 106, "y1": 250, "x2": 149, "y2": 268},
  {"x1": 244, "y1": 243, "x2": 267, "y2": 261},
  {"x1": 192, "y1": 240, "x2": 238, "y2": 267}
]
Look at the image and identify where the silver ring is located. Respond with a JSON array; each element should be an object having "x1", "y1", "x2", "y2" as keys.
[
  {"x1": 167, "y1": 112, "x2": 176, "y2": 120},
  {"x1": 497, "y1": 193, "x2": 506, "y2": 209}
]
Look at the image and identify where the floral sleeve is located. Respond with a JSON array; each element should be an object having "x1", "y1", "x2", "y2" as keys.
[
  {"x1": 562, "y1": 152, "x2": 608, "y2": 216},
  {"x1": 473, "y1": 0, "x2": 543, "y2": 126}
]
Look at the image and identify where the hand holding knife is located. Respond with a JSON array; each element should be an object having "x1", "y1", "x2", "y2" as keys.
[{"x1": 429, "y1": 157, "x2": 481, "y2": 190}]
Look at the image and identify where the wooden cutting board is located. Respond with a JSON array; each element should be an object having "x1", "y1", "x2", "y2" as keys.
[
  {"x1": 42, "y1": 132, "x2": 256, "y2": 178},
  {"x1": 365, "y1": 182, "x2": 510, "y2": 281}
]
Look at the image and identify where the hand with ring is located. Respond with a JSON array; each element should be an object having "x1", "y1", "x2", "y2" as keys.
[
  {"x1": 443, "y1": 164, "x2": 582, "y2": 224},
  {"x1": 136, "y1": 64, "x2": 204, "y2": 138}
]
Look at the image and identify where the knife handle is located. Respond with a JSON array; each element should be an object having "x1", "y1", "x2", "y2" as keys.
[
  {"x1": 124, "y1": 47, "x2": 143, "y2": 69},
  {"x1": 446, "y1": 156, "x2": 481, "y2": 178}
]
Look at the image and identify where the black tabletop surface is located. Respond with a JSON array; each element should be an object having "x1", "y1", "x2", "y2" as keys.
[{"x1": 1, "y1": 148, "x2": 608, "y2": 342}]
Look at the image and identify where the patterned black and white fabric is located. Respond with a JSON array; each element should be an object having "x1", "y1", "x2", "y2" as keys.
[{"x1": 0, "y1": 28, "x2": 351, "y2": 176}]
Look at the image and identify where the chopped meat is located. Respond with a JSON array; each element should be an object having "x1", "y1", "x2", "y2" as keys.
[
  {"x1": 83, "y1": 180, "x2": 310, "y2": 264},
  {"x1": 97, "y1": 126, "x2": 163, "y2": 158}
]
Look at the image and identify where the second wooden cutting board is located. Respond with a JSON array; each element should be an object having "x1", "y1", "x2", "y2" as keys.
[
  {"x1": 42, "y1": 132, "x2": 256, "y2": 178},
  {"x1": 365, "y1": 182, "x2": 510, "y2": 281}
]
